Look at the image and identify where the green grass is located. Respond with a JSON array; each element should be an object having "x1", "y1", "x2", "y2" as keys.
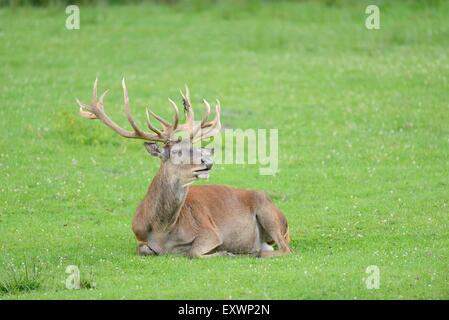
[
  {"x1": 0, "y1": 260, "x2": 42, "y2": 295},
  {"x1": 0, "y1": 1, "x2": 448, "y2": 299}
]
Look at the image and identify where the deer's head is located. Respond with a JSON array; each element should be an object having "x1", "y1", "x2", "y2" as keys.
[{"x1": 76, "y1": 78, "x2": 221, "y2": 186}]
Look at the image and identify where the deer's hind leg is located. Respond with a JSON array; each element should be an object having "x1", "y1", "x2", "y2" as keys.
[{"x1": 255, "y1": 194, "x2": 292, "y2": 258}]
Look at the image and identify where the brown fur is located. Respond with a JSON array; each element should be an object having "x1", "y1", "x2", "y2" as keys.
[{"x1": 132, "y1": 162, "x2": 292, "y2": 258}]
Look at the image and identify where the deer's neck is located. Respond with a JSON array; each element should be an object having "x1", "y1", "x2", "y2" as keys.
[{"x1": 144, "y1": 165, "x2": 187, "y2": 232}]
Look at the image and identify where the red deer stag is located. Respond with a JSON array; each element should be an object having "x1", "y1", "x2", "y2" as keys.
[{"x1": 76, "y1": 78, "x2": 291, "y2": 258}]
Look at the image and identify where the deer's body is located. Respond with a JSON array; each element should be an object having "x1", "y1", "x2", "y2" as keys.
[
  {"x1": 132, "y1": 182, "x2": 290, "y2": 257},
  {"x1": 77, "y1": 78, "x2": 292, "y2": 258}
]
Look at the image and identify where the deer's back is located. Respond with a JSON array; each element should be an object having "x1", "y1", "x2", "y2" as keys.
[{"x1": 185, "y1": 184, "x2": 263, "y2": 216}]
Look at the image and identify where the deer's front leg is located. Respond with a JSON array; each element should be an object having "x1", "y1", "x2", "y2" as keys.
[
  {"x1": 138, "y1": 243, "x2": 157, "y2": 256},
  {"x1": 188, "y1": 228, "x2": 223, "y2": 258},
  {"x1": 132, "y1": 205, "x2": 156, "y2": 256},
  {"x1": 198, "y1": 251, "x2": 235, "y2": 258}
]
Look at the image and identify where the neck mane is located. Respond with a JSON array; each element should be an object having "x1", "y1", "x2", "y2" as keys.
[{"x1": 143, "y1": 164, "x2": 188, "y2": 232}]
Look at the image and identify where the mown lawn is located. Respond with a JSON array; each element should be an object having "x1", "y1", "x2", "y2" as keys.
[{"x1": 0, "y1": 1, "x2": 448, "y2": 299}]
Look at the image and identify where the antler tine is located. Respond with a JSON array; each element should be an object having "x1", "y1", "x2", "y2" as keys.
[
  {"x1": 180, "y1": 84, "x2": 190, "y2": 106},
  {"x1": 121, "y1": 78, "x2": 171, "y2": 142},
  {"x1": 181, "y1": 85, "x2": 194, "y2": 123},
  {"x1": 76, "y1": 77, "x2": 105, "y2": 119},
  {"x1": 149, "y1": 109, "x2": 171, "y2": 128},
  {"x1": 168, "y1": 98, "x2": 180, "y2": 131},
  {"x1": 92, "y1": 77, "x2": 98, "y2": 104},
  {"x1": 77, "y1": 98, "x2": 96, "y2": 119},
  {"x1": 201, "y1": 99, "x2": 211, "y2": 127},
  {"x1": 97, "y1": 89, "x2": 108, "y2": 110},
  {"x1": 192, "y1": 99, "x2": 221, "y2": 143},
  {"x1": 204, "y1": 100, "x2": 222, "y2": 137},
  {"x1": 190, "y1": 99, "x2": 212, "y2": 140},
  {"x1": 77, "y1": 78, "x2": 165, "y2": 142},
  {"x1": 185, "y1": 84, "x2": 190, "y2": 100},
  {"x1": 179, "y1": 84, "x2": 197, "y2": 140},
  {"x1": 122, "y1": 78, "x2": 150, "y2": 139},
  {"x1": 145, "y1": 108, "x2": 163, "y2": 136}
]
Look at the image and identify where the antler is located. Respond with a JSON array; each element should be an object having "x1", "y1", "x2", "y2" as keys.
[
  {"x1": 193, "y1": 98, "x2": 221, "y2": 143},
  {"x1": 172, "y1": 85, "x2": 222, "y2": 143},
  {"x1": 76, "y1": 79, "x2": 221, "y2": 145}
]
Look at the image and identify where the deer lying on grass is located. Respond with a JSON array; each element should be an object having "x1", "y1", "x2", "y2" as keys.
[{"x1": 76, "y1": 79, "x2": 291, "y2": 258}]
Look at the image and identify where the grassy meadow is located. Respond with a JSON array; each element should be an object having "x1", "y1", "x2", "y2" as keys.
[{"x1": 0, "y1": 1, "x2": 448, "y2": 299}]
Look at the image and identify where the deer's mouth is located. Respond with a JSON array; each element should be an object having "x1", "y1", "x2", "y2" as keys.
[{"x1": 194, "y1": 168, "x2": 210, "y2": 179}]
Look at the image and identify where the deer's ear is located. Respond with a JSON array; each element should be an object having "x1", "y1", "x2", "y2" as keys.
[{"x1": 144, "y1": 142, "x2": 167, "y2": 159}]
